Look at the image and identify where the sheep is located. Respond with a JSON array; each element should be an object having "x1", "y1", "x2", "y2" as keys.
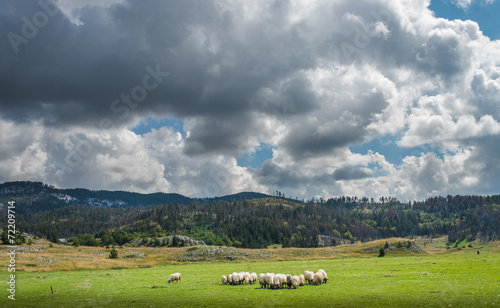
[
  {"x1": 318, "y1": 269, "x2": 328, "y2": 283},
  {"x1": 286, "y1": 274, "x2": 292, "y2": 289},
  {"x1": 275, "y1": 274, "x2": 287, "y2": 289},
  {"x1": 168, "y1": 273, "x2": 181, "y2": 283},
  {"x1": 246, "y1": 272, "x2": 253, "y2": 284},
  {"x1": 251, "y1": 272, "x2": 258, "y2": 284},
  {"x1": 299, "y1": 275, "x2": 305, "y2": 286},
  {"x1": 274, "y1": 274, "x2": 284, "y2": 289},
  {"x1": 221, "y1": 275, "x2": 227, "y2": 285},
  {"x1": 265, "y1": 273, "x2": 275, "y2": 289},
  {"x1": 312, "y1": 271, "x2": 324, "y2": 285},
  {"x1": 228, "y1": 274, "x2": 233, "y2": 285},
  {"x1": 291, "y1": 275, "x2": 300, "y2": 289},
  {"x1": 280, "y1": 274, "x2": 288, "y2": 288},
  {"x1": 304, "y1": 271, "x2": 314, "y2": 284},
  {"x1": 259, "y1": 273, "x2": 266, "y2": 288},
  {"x1": 232, "y1": 272, "x2": 241, "y2": 285}
]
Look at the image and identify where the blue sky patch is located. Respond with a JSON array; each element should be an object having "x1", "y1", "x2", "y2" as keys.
[
  {"x1": 430, "y1": 0, "x2": 500, "y2": 40},
  {"x1": 131, "y1": 117, "x2": 186, "y2": 137},
  {"x1": 237, "y1": 144, "x2": 274, "y2": 169}
]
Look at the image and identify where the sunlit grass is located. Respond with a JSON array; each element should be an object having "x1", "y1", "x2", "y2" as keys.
[{"x1": 1, "y1": 239, "x2": 499, "y2": 307}]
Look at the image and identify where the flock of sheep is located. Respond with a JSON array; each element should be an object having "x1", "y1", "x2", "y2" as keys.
[
  {"x1": 167, "y1": 269, "x2": 328, "y2": 289},
  {"x1": 221, "y1": 269, "x2": 328, "y2": 289}
]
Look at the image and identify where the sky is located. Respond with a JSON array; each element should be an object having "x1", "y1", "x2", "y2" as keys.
[{"x1": 1, "y1": 0, "x2": 499, "y2": 201}]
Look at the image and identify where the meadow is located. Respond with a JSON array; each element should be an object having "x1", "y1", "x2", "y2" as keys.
[{"x1": 1, "y1": 239, "x2": 499, "y2": 307}]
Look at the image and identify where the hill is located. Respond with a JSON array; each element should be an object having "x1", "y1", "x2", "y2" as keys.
[
  {"x1": 2, "y1": 181, "x2": 500, "y2": 249},
  {"x1": 0, "y1": 181, "x2": 277, "y2": 212}
]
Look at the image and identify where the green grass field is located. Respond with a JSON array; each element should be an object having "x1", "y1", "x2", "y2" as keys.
[{"x1": 3, "y1": 243, "x2": 499, "y2": 307}]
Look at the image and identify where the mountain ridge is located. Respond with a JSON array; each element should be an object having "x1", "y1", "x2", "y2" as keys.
[{"x1": 0, "y1": 181, "x2": 278, "y2": 212}]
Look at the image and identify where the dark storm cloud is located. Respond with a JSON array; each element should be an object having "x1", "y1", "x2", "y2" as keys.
[
  {"x1": 252, "y1": 159, "x2": 371, "y2": 189},
  {"x1": 280, "y1": 120, "x2": 366, "y2": 160},
  {"x1": 332, "y1": 166, "x2": 372, "y2": 181},
  {"x1": 2, "y1": 0, "x2": 500, "y2": 201},
  {"x1": 0, "y1": 0, "x2": 324, "y2": 155}
]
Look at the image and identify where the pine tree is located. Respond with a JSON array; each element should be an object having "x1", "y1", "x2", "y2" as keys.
[
  {"x1": 378, "y1": 246, "x2": 385, "y2": 257},
  {"x1": 109, "y1": 247, "x2": 119, "y2": 259},
  {"x1": 1, "y1": 228, "x2": 9, "y2": 245},
  {"x1": 172, "y1": 235, "x2": 179, "y2": 247}
]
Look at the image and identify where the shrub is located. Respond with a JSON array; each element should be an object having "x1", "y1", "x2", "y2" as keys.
[
  {"x1": 379, "y1": 247, "x2": 386, "y2": 257},
  {"x1": 109, "y1": 248, "x2": 119, "y2": 259}
]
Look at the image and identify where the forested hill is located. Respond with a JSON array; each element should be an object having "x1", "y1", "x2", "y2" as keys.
[
  {"x1": 0, "y1": 181, "x2": 275, "y2": 212},
  {"x1": 3, "y1": 186, "x2": 500, "y2": 248}
]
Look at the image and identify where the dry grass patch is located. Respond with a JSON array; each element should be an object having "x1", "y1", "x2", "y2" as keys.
[{"x1": 0, "y1": 238, "x2": 425, "y2": 273}]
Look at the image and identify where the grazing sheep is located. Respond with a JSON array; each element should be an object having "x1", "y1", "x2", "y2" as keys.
[
  {"x1": 274, "y1": 274, "x2": 284, "y2": 289},
  {"x1": 168, "y1": 273, "x2": 181, "y2": 283},
  {"x1": 299, "y1": 275, "x2": 305, "y2": 286},
  {"x1": 228, "y1": 274, "x2": 233, "y2": 285},
  {"x1": 259, "y1": 273, "x2": 266, "y2": 288},
  {"x1": 312, "y1": 272, "x2": 324, "y2": 285},
  {"x1": 245, "y1": 273, "x2": 251, "y2": 285},
  {"x1": 286, "y1": 274, "x2": 292, "y2": 289},
  {"x1": 276, "y1": 274, "x2": 287, "y2": 289},
  {"x1": 232, "y1": 272, "x2": 241, "y2": 285},
  {"x1": 318, "y1": 269, "x2": 328, "y2": 283},
  {"x1": 304, "y1": 271, "x2": 314, "y2": 284},
  {"x1": 291, "y1": 275, "x2": 300, "y2": 289},
  {"x1": 251, "y1": 272, "x2": 258, "y2": 284},
  {"x1": 265, "y1": 273, "x2": 275, "y2": 289},
  {"x1": 221, "y1": 275, "x2": 227, "y2": 285}
]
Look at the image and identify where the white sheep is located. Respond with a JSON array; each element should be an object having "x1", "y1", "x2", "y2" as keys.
[
  {"x1": 251, "y1": 272, "x2": 258, "y2": 284},
  {"x1": 265, "y1": 273, "x2": 275, "y2": 289},
  {"x1": 291, "y1": 275, "x2": 300, "y2": 289},
  {"x1": 228, "y1": 274, "x2": 233, "y2": 285},
  {"x1": 221, "y1": 275, "x2": 227, "y2": 285},
  {"x1": 259, "y1": 273, "x2": 266, "y2": 288},
  {"x1": 232, "y1": 272, "x2": 241, "y2": 285},
  {"x1": 275, "y1": 274, "x2": 287, "y2": 289},
  {"x1": 304, "y1": 271, "x2": 314, "y2": 284},
  {"x1": 318, "y1": 269, "x2": 328, "y2": 283},
  {"x1": 299, "y1": 274, "x2": 305, "y2": 286},
  {"x1": 274, "y1": 274, "x2": 283, "y2": 289},
  {"x1": 312, "y1": 271, "x2": 324, "y2": 285},
  {"x1": 168, "y1": 272, "x2": 181, "y2": 283},
  {"x1": 244, "y1": 273, "x2": 251, "y2": 285}
]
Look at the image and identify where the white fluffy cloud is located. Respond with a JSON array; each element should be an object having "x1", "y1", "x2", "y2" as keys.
[
  {"x1": 1, "y1": 0, "x2": 500, "y2": 201},
  {"x1": 451, "y1": 0, "x2": 496, "y2": 9}
]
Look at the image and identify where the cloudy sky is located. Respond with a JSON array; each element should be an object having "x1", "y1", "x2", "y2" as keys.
[{"x1": 1, "y1": 0, "x2": 499, "y2": 201}]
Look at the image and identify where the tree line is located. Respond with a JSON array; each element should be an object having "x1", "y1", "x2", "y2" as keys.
[{"x1": 3, "y1": 195, "x2": 500, "y2": 248}]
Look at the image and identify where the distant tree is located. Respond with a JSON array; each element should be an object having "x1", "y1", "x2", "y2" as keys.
[
  {"x1": 49, "y1": 232, "x2": 59, "y2": 244},
  {"x1": 379, "y1": 246, "x2": 385, "y2": 257},
  {"x1": 1, "y1": 228, "x2": 9, "y2": 245},
  {"x1": 331, "y1": 238, "x2": 338, "y2": 246},
  {"x1": 109, "y1": 247, "x2": 119, "y2": 259},
  {"x1": 172, "y1": 235, "x2": 179, "y2": 247}
]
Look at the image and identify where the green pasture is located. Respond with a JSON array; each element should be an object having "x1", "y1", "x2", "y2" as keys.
[{"x1": 4, "y1": 248, "x2": 499, "y2": 307}]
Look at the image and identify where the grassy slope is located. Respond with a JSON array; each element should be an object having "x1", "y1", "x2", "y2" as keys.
[{"x1": 1, "y1": 239, "x2": 499, "y2": 307}]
